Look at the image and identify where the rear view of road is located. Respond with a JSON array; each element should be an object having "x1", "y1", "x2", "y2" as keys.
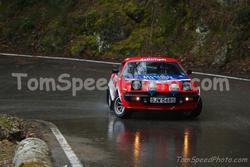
[{"x1": 0, "y1": 55, "x2": 249, "y2": 167}]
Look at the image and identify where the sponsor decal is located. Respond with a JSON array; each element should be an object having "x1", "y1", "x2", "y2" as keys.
[{"x1": 125, "y1": 74, "x2": 189, "y2": 81}]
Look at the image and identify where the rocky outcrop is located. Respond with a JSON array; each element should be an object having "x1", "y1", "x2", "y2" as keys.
[
  {"x1": 191, "y1": 24, "x2": 209, "y2": 55},
  {"x1": 213, "y1": 42, "x2": 232, "y2": 66},
  {"x1": 217, "y1": 0, "x2": 249, "y2": 6},
  {"x1": 13, "y1": 138, "x2": 52, "y2": 167}
]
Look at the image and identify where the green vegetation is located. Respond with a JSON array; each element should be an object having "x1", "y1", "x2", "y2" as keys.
[
  {"x1": 20, "y1": 162, "x2": 46, "y2": 167},
  {"x1": 0, "y1": 0, "x2": 249, "y2": 71},
  {"x1": 0, "y1": 114, "x2": 24, "y2": 142},
  {"x1": 0, "y1": 114, "x2": 22, "y2": 130}
]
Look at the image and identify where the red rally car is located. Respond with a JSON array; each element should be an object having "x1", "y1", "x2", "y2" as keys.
[{"x1": 106, "y1": 57, "x2": 202, "y2": 118}]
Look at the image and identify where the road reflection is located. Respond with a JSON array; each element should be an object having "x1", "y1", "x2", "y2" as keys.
[
  {"x1": 108, "y1": 114, "x2": 201, "y2": 167},
  {"x1": 181, "y1": 128, "x2": 190, "y2": 167},
  {"x1": 134, "y1": 131, "x2": 141, "y2": 167}
]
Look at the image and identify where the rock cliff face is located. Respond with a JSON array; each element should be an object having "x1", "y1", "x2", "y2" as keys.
[
  {"x1": 217, "y1": 0, "x2": 250, "y2": 6},
  {"x1": 0, "y1": 0, "x2": 249, "y2": 75}
]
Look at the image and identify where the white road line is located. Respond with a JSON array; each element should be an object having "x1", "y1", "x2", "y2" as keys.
[
  {"x1": 0, "y1": 52, "x2": 120, "y2": 65},
  {"x1": 47, "y1": 122, "x2": 84, "y2": 167},
  {"x1": 193, "y1": 71, "x2": 250, "y2": 82},
  {"x1": 0, "y1": 52, "x2": 249, "y2": 82}
]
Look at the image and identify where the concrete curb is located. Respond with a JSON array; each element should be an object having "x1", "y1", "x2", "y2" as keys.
[{"x1": 13, "y1": 138, "x2": 52, "y2": 167}]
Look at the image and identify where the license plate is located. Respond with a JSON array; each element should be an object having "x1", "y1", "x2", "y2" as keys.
[{"x1": 150, "y1": 97, "x2": 176, "y2": 104}]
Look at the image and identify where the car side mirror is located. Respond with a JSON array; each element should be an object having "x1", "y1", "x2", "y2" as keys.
[
  {"x1": 112, "y1": 68, "x2": 119, "y2": 74},
  {"x1": 187, "y1": 70, "x2": 192, "y2": 75}
]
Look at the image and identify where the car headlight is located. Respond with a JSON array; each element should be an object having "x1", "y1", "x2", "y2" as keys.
[
  {"x1": 169, "y1": 83, "x2": 179, "y2": 91},
  {"x1": 182, "y1": 81, "x2": 192, "y2": 91},
  {"x1": 132, "y1": 80, "x2": 142, "y2": 90}
]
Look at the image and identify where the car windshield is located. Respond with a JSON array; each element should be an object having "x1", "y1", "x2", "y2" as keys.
[{"x1": 123, "y1": 61, "x2": 185, "y2": 76}]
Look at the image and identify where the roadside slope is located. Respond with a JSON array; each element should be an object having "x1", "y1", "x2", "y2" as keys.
[{"x1": 0, "y1": 0, "x2": 249, "y2": 76}]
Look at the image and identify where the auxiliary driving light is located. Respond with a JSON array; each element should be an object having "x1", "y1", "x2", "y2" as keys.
[
  {"x1": 182, "y1": 81, "x2": 192, "y2": 91},
  {"x1": 132, "y1": 80, "x2": 142, "y2": 90},
  {"x1": 136, "y1": 97, "x2": 140, "y2": 101},
  {"x1": 169, "y1": 83, "x2": 179, "y2": 91},
  {"x1": 148, "y1": 81, "x2": 157, "y2": 91}
]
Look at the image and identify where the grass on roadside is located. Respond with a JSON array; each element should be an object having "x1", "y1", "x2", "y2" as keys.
[
  {"x1": 0, "y1": 114, "x2": 23, "y2": 130},
  {"x1": 0, "y1": 140, "x2": 16, "y2": 167},
  {"x1": 20, "y1": 162, "x2": 47, "y2": 167}
]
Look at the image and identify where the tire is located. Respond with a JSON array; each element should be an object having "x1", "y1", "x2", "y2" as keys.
[
  {"x1": 183, "y1": 98, "x2": 203, "y2": 119},
  {"x1": 106, "y1": 89, "x2": 113, "y2": 112},
  {"x1": 113, "y1": 96, "x2": 130, "y2": 119}
]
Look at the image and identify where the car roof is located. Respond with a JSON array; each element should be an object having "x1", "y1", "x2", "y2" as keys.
[{"x1": 123, "y1": 57, "x2": 178, "y2": 63}]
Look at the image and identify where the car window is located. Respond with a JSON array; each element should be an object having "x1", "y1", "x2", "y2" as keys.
[{"x1": 123, "y1": 61, "x2": 185, "y2": 76}]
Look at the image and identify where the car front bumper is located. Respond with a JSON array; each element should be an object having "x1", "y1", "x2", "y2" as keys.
[{"x1": 122, "y1": 92, "x2": 200, "y2": 111}]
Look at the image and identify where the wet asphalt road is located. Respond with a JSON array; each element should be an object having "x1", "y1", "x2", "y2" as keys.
[{"x1": 0, "y1": 56, "x2": 250, "y2": 167}]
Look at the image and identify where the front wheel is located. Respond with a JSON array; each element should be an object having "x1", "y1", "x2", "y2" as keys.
[
  {"x1": 106, "y1": 89, "x2": 113, "y2": 111},
  {"x1": 113, "y1": 96, "x2": 131, "y2": 118},
  {"x1": 183, "y1": 98, "x2": 203, "y2": 119}
]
